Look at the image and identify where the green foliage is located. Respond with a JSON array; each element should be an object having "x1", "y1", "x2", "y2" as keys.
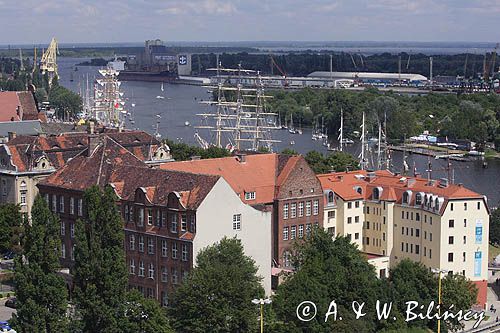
[
  {"x1": 0, "y1": 203, "x2": 23, "y2": 254},
  {"x1": 48, "y1": 84, "x2": 82, "y2": 120},
  {"x1": 11, "y1": 196, "x2": 68, "y2": 333},
  {"x1": 273, "y1": 229, "x2": 383, "y2": 332},
  {"x1": 305, "y1": 150, "x2": 360, "y2": 174},
  {"x1": 281, "y1": 148, "x2": 299, "y2": 155},
  {"x1": 169, "y1": 237, "x2": 264, "y2": 333},
  {"x1": 164, "y1": 139, "x2": 231, "y2": 161},
  {"x1": 72, "y1": 186, "x2": 129, "y2": 333},
  {"x1": 490, "y1": 209, "x2": 500, "y2": 245},
  {"x1": 441, "y1": 275, "x2": 477, "y2": 332},
  {"x1": 123, "y1": 290, "x2": 173, "y2": 333}
]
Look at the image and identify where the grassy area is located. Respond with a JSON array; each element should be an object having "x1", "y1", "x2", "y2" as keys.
[
  {"x1": 490, "y1": 244, "x2": 500, "y2": 263},
  {"x1": 484, "y1": 149, "x2": 500, "y2": 159}
]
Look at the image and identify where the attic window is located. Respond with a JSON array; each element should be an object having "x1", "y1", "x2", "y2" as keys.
[
  {"x1": 415, "y1": 193, "x2": 422, "y2": 205},
  {"x1": 356, "y1": 187, "x2": 362, "y2": 195},
  {"x1": 327, "y1": 191, "x2": 334, "y2": 204},
  {"x1": 373, "y1": 188, "x2": 380, "y2": 200},
  {"x1": 244, "y1": 192, "x2": 256, "y2": 200}
]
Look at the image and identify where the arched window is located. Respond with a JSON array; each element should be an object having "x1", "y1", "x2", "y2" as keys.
[
  {"x1": 373, "y1": 188, "x2": 380, "y2": 200},
  {"x1": 402, "y1": 192, "x2": 410, "y2": 204},
  {"x1": 327, "y1": 191, "x2": 334, "y2": 204},
  {"x1": 356, "y1": 187, "x2": 363, "y2": 195},
  {"x1": 415, "y1": 193, "x2": 422, "y2": 206},
  {"x1": 20, "y1": 181, "x2": 27, "y2": 205},
  {"x1": 435, "y1": 198, "x2": 439, "y2": 210}
]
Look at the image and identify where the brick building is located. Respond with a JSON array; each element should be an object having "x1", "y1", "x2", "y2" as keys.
[
  {"x1": 159, "y1": 153, "x2": 324, "y2": 284},
  {"x1": 38, "y1": 136, "x2": 272, "y2": 303}
]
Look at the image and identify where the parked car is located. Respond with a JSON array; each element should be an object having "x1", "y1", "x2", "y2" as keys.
[
  {"x1": 5, "y1": 297, "x2": 16, "y2": 309},
  {"x1": 0, "y1": 321, "x2": 15, "y2": 333},
  {"x1": 2, "y1": 252, "x2": 15, "y2": 260}
]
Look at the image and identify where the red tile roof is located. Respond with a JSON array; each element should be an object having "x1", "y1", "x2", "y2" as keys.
[
  {"x1": 160, "y1": 153, "x2": 304, "y2": 205},
  {"x1": 318, "y1": 170, "x2": 484, "y2": 204},
  {"x1": 0, "y1": 91, "x2": 41, "y2": 122}
]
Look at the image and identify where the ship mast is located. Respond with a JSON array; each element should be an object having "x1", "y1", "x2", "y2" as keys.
[
  {"x1": 359, "y1": 110, "x2": 366, "y2": 170},
  {"x1": 338, "y1": 107, "x2": 343, "y2": 151}
]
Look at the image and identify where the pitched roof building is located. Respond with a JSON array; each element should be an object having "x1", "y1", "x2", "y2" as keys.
[{"x1": 0, "y1": 91, "x2": 45, "y2": 122}]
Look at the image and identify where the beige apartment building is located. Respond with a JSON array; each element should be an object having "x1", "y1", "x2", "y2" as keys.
[{"x1": 318, "y1": 170, "x2": 490, "y2": 306}]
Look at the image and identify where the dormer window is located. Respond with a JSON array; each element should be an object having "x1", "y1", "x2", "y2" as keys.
[
  {"x1": 402, "y1": 192, "x2": 409, "y2": 205},
  {"x1": 373, "y1": 187, "x2": 382, "y2": 201},
  {"x1": 356, "y1": 187, "x2": 362, "y2": 195},
  {"x1": 327, "y1": 191, "x2": 334, "y2": 204},
  {"x1": 415, "y1": 193, "x2": 422, "y2": 206},
  {"x1": 434, "y1": 198, "x2": 440, "y2": 211},
  {"x1": 244, "y1": 192, "x2": 256, "y2": 200}
]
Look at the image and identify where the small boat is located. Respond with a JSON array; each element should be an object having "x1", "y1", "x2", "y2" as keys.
[
  {"x1": 290, "y1": 140, "x2": 295, "y2": 145},
  {"x1": 297, "y1": 129, "x2": 303, "y2": 135},
  {"x1": 341, "y1": 138, "x2": 354, "y2": 144},
  {"x1": 156, "y1": 114, "x2": 162, "y2": 119},
  {"x1": 156, "y1": 96, "x2": 165, "y2": 99},
  {"x1": 184, "y1": 121, "x2": 190, "y2": 126},
  {"x1": 161, "y1": 83, "x2": 164, "y2": 92},
  {"x1": 131, "y1": 103, "x2": 136, "y2": 107}
]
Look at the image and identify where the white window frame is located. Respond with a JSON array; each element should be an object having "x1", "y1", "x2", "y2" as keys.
[
  {"x1": 138, "y1": 235, "x2": 144, "y2": 252},
  {"x1": 161, "y1": 266, "x2": 168, "y2": 282},
  {"x1": 129, "y1": 234, "x2": 135, "y2": 250},
  {"x1": 60, "y1": 221, "x2": 65, "y2": 236},
  {"x1": 70, "y1": 197, "x2": 75, "y2": 215},
  {"x1": 283, "y1": 204, "x2": 289, "y2": 219},
  {"x1": 182, "y1": 243, "x2": 188, "y2": 261},
  {"x1": 291, "y1": 203, "x2": 297, "y2": 218},
  {"x1": 283, "y1": 227, "x2": 289, "y2": 241},
  {"x1": 147, "y1": 237, "x2": 154, "y2": 254},
  {"x1": 148, "y1": 263, "x2": 155, "y2": 279},
  {"x1": 161, "y1": 239, "x2": 168, "y2": 257},
  {"x1": 171, "y1": 213, "x2": 178, "y2": 233},
  {"x1": 130, "y1": 259, "x2": 135, "y2": 274},
  {"x1": 313, "y1": 200, "x2": 319, "y2": 215},
  {"x1": 298, "y1": 225, "x2": 304, "y2": 238},
  {"x1": 139, "y1": 261, "x2": 145, "y2": 277},
  {"x1": 306, "y1": 201, "x2": 311, "y2": 216},
  {"x1": 291, "y1": 226, "x2": 296, "y2": 239},
  {"x1": 78, "y1": 198, "x2": 83, "y2": 216},
  {"x1": 147, "y1": 208, "x2": 153, "y2": 225},
  {"x1": 172, "y1": 242, "x2": 178, "y2": 259},
  {"x1": 244, "y1": 191, "x2": 256, "y2": 200},
  {"x1": 181, "y1": 213, "x2": 187, "y2": 231},
  {"x1": 298, "y1": 202, "x2": 304, "y2": 217},
  {"x1": 232, "y1": 214, "x2": 241, "y2": 230}
]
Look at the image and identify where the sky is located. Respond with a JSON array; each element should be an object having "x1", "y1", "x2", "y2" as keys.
[{"x1": 1, "y1": 0, "x2": 500, "y2": 44}]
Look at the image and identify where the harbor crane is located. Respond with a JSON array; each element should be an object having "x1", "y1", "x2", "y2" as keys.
[{"x1": 40, "y1": 37, "x2": 59, "y2": 85}]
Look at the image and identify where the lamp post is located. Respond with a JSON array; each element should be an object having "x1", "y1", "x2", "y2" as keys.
[
  {"x1": 252, "y1": 298, "x2": 272, "y2": 333},
  {"x1": 431, "y1": 268, "x2": 448, "y2": 333}
]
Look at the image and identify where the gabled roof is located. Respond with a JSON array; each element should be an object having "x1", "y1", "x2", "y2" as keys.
[
  {"x1": 3, "y1": 130, "x2": 161, "y2": 173},
  {"x1": 0, "y1": 91, "x2": 42, "y2": 122},
  {"x1": 39, "y1": 137, "x2": 219, "y2": 210},
  {"x1": 160, "y1": 153, "x2": 305, "y2": 205}
]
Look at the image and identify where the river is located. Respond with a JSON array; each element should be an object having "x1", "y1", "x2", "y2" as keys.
[{"x1": 57, "y1": 57, "x2": 500, "y2": 208}]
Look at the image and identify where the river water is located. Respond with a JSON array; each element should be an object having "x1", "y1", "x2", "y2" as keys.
[{"x1": 57, "y1": 57, "x2": 500, "y2": 207}]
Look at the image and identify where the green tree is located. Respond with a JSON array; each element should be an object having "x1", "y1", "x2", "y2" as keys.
[
  {"x1": 305, "y1": 150, "x2": 360, "y2": 174},
  {"x1": 11, "y1": 196, "x2": 68, "y2": 333},
  {"x1": 122, "y1": 290, "x2": 173, "y2": 333},
  {"x1": 72, "y1": 186, "x2": 128, "y2": 333},
  {"x1": 0, "y1": 203, "x2": 23, "y2": 254},
  {"x1": 169, "y1": 237, "x2": 264, "y2": 333},
  {"x1": 48, "y1": 85, "x2": 82, "y2": 120},
  {"x1": 489, "y1": 208, "x2": 500, "y2": 245},
  {"x1": 441, "y1": 274, "x2": 477, "y2": 332},
  {"x1": 273, "y1": 229, "x2": 382, "y2": 332}
]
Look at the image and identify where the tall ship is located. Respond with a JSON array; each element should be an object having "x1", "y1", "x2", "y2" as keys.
[{"x1": 194, "y1": 61, "x2": 280, "y2": 151}]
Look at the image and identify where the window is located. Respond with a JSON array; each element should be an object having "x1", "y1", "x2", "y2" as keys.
[
  {"x1": 464, "y1": 219, "x2": 467, "y2": 227},
  {"x1": 416, "y1": 245, "x2": 420, "y2": 254},
  {"x1": 138, "y1": 208, "x2": 144, "y2": 226},
  {"x1": 355, "y1": 216, "x2": 359, "y2": 223},
  {"x1": 373, "y1": 188, "x2": 380, "y2": 200},
  {"x1": 306, "y1": 201, "x2": 311, "y2": 216},
  {"x1": 401, "y1": 211, "x2": 405, "y2": 219},
  {"x1": 245, "y1": 191, "x2": 256, "y2": 200},
  {"x1": 415, "y1": 229, "x2": 420, "y2": 237},
  {"x1": 182, "y1": 244, "x2": 188, "y2": 261},
  {"x1": 347, "y1": 217, "x2": 352, "y2": 224},
  {"x1": 355, "y1": 232, "x2": 359, "y2": 240},
  {"x1": 172, "y1": 243, "x2": 178, "y2": 259},
  {"x1": 129, "y1": 205, "x2": 134, "y2": 222},
  {"x1": 306, "y1": 224, "x2": 311, "y2": 237},
  {"x1": 347, "y1": 202, "x2": 352, "y2": 209},
  {"x1": 161, "y1": 239, "x2": 168, "y2": 257},
  {"x1": 415, "y1": 193, "x2": 422, "y2": 205},
  {"x1": 147, "y1": 237, "x2": 154, "y2": 254},
  {"x1": 463, "y1": 236, "x2": 466, "y2": 244},
  {"x1": 416, "y1": 213, "x2": 420, "y2": 221},
  {"x1": 298, "y1": 225, "x2": 304, "y2": 238},
  {"x1": 477, "y1": 201, "x2": 481, "y2": 210},
  {"x1": 451, "y1": 203, "x2": 454, "y2": 211},
  {"x1": 129, "y1": 234, "x2": 135, "y2": 250},
  {"x1": 402, "y1": 192, "x2": 409, "y2": 204},
  {"x1": 70, "y1": 197, "x2": 75, "y2": 215},
  {"x1": 177, "y1": 214, "x2": 185, "y2": 232},
  {"x1": 429, "y1": 249, "x2": 432, "y2": 259},
  {"x1": 283, "y1": 204, "x2": 289, "y2": 219},
  {"x1": 366, "y1": 206, "x2": 370, "y2": 214},
  {"x1": 291, "y1": 226, "x2": 296, "y2": 240},
  {"x1": 138, "y1": 236, "x2": 144, "y2": 252},
  {"x1": 383, "y1": 232, "x2": 386, "y2": 241},
  {"x1": 138, "y1": 261, "x2": 145, "y2": 277},
  {"x1": 20, "y1": 181, "x2": 27, "y2": 205},
  {"x1": 327, "y1": 192, "x2": 334, "y2": 204},
  {"x1": 70, "y1": 222, "x2": 74, "y2": 238},
  {"x1": 78, "y1": 198, "x2": 83, "y2": 216},
  {"x1": 171, "y1": 213, "x2": 178, "y2": 232},
  {"x1": 449, "y1": 236, "x2": 454, "y2": 245},
  {"x1": 401, "y1": 242, "x2": 404, "y2": 251},
  {"x1": 161, "y1": 292, "x2": 168, "y2": 307},
  {"x1": 155, "y1": 209, "x2": 161, "y2": 226},
  {"x1": 291, "y1": 203, "x2": 297, "y2": 218},
  {"x1": 463, "y1": 252, "x2": 466, "y2": 262},
  {"x1": 148, "y1": 263, "x2": 155, "y2": 279},
  {"x1": 232, "y1": 214, "x2": 241, "y2": 230},
  {"x1": 161, "y1": 210, "x2": 166, "y2": 227},
  {"x1": 464, "y1": 202, "x2": 467, "y2": 211},
  {"x1": 60, "y1": 221, "x2": 65, "y2": 236},
  {"x1": 449, "y1": 219, "x2": 454, "y2": 228},
  {"x1": 52, "y1": 194, "x2": 57, "y2": 211},
  {"x1": 283, "y1": 227, "x2": 289, "y2": 241},
  {"x1": 328, "y1": 211, "x2": 335, "y2": 218},
  {"x1": 130, "y1": 259, "x2": 135, "y2": 274},
  {"x1": 429, "y1": 233, "x2": 432, "y2": 241},
  {"x1": 59, "y1": 195, "x2": 64, "y2": 212},
  {"x1": 161, "y1": 266, "x2": 168, "y2": 282},
  {"x1": 283, "y1": 251, "x2": 291, "y2": 267},
  {"x1": 190, "y1": 215, "x2": 196, "y2": 232},
  {"x1": 61, "y1": 243, "x2": 66, "y2": 258},
  {"x1": 355, "y1": 200, "x2": 360, "y2": 208},
  {"x1": 147, "y1": 288, "x2": 154, "y2": 298},
  {"x1": 71, "y1": 245, "x2": 75, "y2": 261},
  {"x1": 147, "y1": 208, "x2": 153, "y2": 225},
  {"x1": 448, "y1": 252, "x2": 454, "y2": 262},
  {"x1": 171, "y1": 268, "x2": 178, "y2": 284}
]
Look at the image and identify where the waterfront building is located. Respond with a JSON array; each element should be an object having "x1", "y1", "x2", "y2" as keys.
[
  {"x1": 159, "y1": 153, "x2": 324, "y2": 286},
  {"x1": 318, "y1": 170, "x2": 490, "y2": 306},
  {"x1": 0, "y1": 127, "x2": 171, "y2": 217},
  {"x1": 0, "y1": 91, "x2": 45, "y2": 123},
  {"x1": 37, "y1": 137, "x2": 272, "y2": 301}
]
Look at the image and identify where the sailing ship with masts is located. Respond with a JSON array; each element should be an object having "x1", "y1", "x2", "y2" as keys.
[{"x1": 194, "y1": 60, "x2": 280, "y2": 151}]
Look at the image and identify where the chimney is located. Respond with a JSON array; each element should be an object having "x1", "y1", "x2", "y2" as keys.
[
  {"x1": 87, "y1": 135, "x2": 100, "y2": 156},
  {"x1": 88, "y1": 121, "x2": 95, "y2": 135},
  {"x1": 7, "y1": 132, "x2": 16, "y2": 141},
  {"x1": 237, "y1": 153, "x2": 246, "y2": 163}
]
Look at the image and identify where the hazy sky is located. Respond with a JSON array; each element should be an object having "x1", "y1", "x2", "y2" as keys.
[{"x1": 1, "y1": 0, "x2": 499, "y2": 44}]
